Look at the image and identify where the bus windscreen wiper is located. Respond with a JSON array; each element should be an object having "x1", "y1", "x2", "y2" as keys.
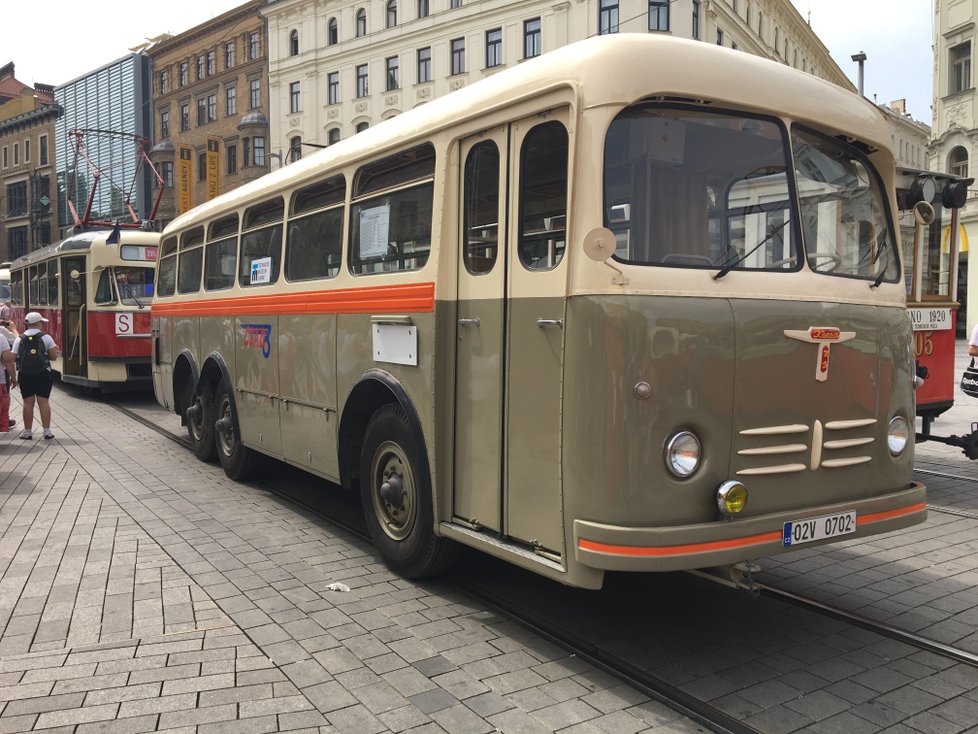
[
  {"x1": 714, "y1": 218, "x2": 791, "y2": 280},
  {"x1": 120, "y1": 281, "x2": 145, "y2": 309}
]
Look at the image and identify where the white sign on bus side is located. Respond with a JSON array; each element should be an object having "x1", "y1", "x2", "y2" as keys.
[{"x1": 908, "y1": 307, "x2": 952, "y2": 332}]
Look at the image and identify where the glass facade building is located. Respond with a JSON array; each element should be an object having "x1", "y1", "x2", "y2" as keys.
[{"x1": 55, "y1": 54, "x2": 153, "y2": 234}]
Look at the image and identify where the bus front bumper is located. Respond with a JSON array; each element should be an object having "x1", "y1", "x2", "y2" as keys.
[{"x1": 573, "y1": 482, "x2": 926, "y2": 572}]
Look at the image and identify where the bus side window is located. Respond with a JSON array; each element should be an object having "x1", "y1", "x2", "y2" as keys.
[
  {"x1": 240, "y1": 198, "x2": 285, "y2": 287},
  {"x1": 95, "y1": 269, "x2": 115, "y2": 305},
  {"x1": 158, "y1": 256, "x2": 177, "y2": 297},
  {"x1": 287, "y1": 175, "x2": 345, "y2": 281},
  {"x1": 518, "y1": 121, "x2": 568, "y2": 271},
  {"x1": 205, "y1": 214, "x2": 240, "y2": 291},
  {"x1": 463, "y1": 141, "x2": 500, "y2": 275}
]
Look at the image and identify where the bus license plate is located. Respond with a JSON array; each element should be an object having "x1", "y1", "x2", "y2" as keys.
[{"x1": 783, "y1": 511, "x2": 856, "y2": 547}]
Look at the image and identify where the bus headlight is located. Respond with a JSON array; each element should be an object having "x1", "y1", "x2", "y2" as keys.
[
  {"x1": 717, "y1": 481, "x2": 748, "y2": 516},
  {"x1": 665, "y1": 431, "x2": 701, "y2": 478},
  {"x1": 888, "y1": 416, "x2": 909, "y2": 456}
]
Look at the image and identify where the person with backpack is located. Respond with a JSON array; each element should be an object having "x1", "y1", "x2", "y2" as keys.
[{"x1": 12, "y1": 312, "x2": 60, "y2": 440}]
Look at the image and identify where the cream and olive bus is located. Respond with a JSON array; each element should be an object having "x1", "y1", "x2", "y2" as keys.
[{"x1": 152, "y1": 34, "x2": 925, "y2": 589}]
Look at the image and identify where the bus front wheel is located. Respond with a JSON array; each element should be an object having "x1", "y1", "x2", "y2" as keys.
[
  {"x1": 215, "y1": 382, "x2": 258, "y2": 481},
  {"x1": 186, "y1": 382, "x2": 216, "y2": 462},
  {"x1": 360, "y1": 404, "x2": 456, "y2": 578}
]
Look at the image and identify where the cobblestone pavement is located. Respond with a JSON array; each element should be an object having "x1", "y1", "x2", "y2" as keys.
[{"x1": 0, "y1": 387, "x2": 699, "y2": 733}]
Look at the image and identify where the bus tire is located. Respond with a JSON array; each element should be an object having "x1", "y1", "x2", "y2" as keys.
[
  {"x1": 214, "y1": 381, "x2": 259, "y2": 481},
  {"x1": 359, "y1": 404, "x2": 457, "y2": 578},
  {"x1": 186, "y1": 382, "x2": 216, "y2": 462}
]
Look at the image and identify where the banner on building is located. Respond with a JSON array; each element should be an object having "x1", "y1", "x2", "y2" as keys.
[
  {"x1": 206, "y1": 137, "x2": 220, "y2": 201},
  {"x1": 178, "y1": 146, "x2": 193, "y2": 214}
]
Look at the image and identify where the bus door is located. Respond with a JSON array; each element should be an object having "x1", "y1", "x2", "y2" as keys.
[
  {"x1": 454, "y1": 112, "x2": 569, "y2": 557},
  {"x1": 61, "y1": 256, "x2": 87, "y2": 378}
]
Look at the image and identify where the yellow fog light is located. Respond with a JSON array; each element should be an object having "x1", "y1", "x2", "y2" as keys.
[{"x1": 717, "y1": 481, "x2": 748, "y2": 516}]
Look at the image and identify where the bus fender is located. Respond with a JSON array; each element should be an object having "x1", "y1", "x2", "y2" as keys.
[
  {"x1": 339, "y1": 369, "x2": 432, "y2": 510},
  {"x1": 172, "y1": 349, "x2": 200, "y2": 422},
  {"x1": 198, "y1": 351, "x2": 242, "y2": 443}
]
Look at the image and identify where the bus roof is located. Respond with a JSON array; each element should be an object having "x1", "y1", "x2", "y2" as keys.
[
  {"x1": 165, "y1": 32, "x2": 893, "y2": 234},
  {"x1": 10, "y1": 230, "x2": 161, "y2": 269}
]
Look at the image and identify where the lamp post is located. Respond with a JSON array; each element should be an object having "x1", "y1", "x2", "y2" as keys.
[{"x1": 851, "y1": 51, "x2": 867, "y2": 97}]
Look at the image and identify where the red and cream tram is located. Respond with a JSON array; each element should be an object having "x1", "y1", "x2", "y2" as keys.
[
  {"x1": 10, "y1": 229, "x2": 159, "y2": 390},
  {"x1": 897, "y1": 167, "x2": 978, "y2": 459}
]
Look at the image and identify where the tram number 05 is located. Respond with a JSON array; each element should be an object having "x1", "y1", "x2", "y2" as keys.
[
  {"x1": 782, "y1": 510, "x2": 856, "y2": 547},
  {"x1": 914, "y1": 332, "x2": 934, "y2": 357}
]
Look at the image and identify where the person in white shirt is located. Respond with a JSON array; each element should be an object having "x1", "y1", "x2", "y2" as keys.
[
  {"x1": 970, "y1": 323, "x2": 978, "y2": 358},
  {"x1": 12, "y1": 312, "x2": 60, "y2": 440},
  {"x1": 0, "y1": 332, "x2": 16, "y2": 432}
]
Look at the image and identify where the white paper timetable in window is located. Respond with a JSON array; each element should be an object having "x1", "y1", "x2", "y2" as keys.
[{"x1": 360, "y1": 203, "x2": 391, "y2": 259}]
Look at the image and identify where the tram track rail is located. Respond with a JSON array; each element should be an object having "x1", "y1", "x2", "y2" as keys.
[{"x1": 111, "y1": 400, "x2": 978, "y2": 732}]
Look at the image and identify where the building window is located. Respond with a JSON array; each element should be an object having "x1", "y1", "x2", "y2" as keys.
[
  {"x1": 951, "y1": 42, "x2": 971, "y2": 94},
  {"x1": 775, "y1": 27, "x2": 780, "y2": 52},
  {"x1": 12, "y1": 143, "x2": 18, "y2": 166},
  {"x1": 649, "y1": 1, "x2": 668, "y2": 31},
  {"x1": 387, "y1": 0, "x2": 397, "y2": 28},
  {"x1": 328, "y1": 128, "x2": 341, "y2": 145},
  {"x1": 717, "y1": 29, "x2": 724, "y2": 45},
  {"x1": 198, "y1": 151, "x2": 207, "y2": 181},
  {"x1": 227, "y1": 144, "x2": 237, "y2": 175},
  {"x1": 226, "y1": 42, "x2": 235, "y2": 69},
  {"x1": 249, "y1": 32, "x2": 260, "y2": 60},
  {"x1": 39, "y1": 135, "x2": 47, "y2": 166},
  {"x1": 180, "y1": 103, "x2": 190, "y2": 131},
  {"x1": 328, "y1": 17, "x2": 338, "y2": 45},
  {"x1": 451, "y1": 0, "x2": 461, "y2": 7},
  {"x1": 386, "y1": 56, "x2": 399, "y2": 90},
  {"x1": 328, "y1": 72, "x2": 340, "y2": 104},
  {"x1": 418, "y1": 47, "x2": 432, "y2": 83},
  {"x1": 290, "y1": 30, "x2": 299, "y2": 56},
  {"x1": 290, "y1": 136, "x2": 302, "y2": 162},
  {"x1": 179, "y1": 62, "x2": 188, "y2": 87},
  {"x1": 418, "y1": 0, "x2": 428, "y2": 18},
  {"x1": 159, "y1": 69, "x2": 169, "y2": 94},
  {"x1": 197, "y1": 55, "x2": 205, "y2": 80},
  {"x1": 161, "y1": 110, "x2": 170, "y2": 139},
  {"x1": 208, "y1": 94, "x2": 217, "y2": 122},
  {"x1": 599, "y1": 0, "x2": 618, "y2": 35},
  {"x1": 243, "y1": 137, "x2": 251, "y2": 166},
  {"x1": 356, "y1": 122, "x2": 369, "y2": 133},
  {"x1": 486, "y1": 28, "x2": 502, "y2": 68},
  {"x1": 356, "y1": 64, "x2": 369, "y2": 97},
  {"x1": 197, "y1": 97, "x2": 207, "y2": 125},
  {"x1": 756, "y1": 9, "x2": 763, "y2": 38},
  {"x1": 207, "y1": 50, "x2": 216, "y2": 75},
  {"x1": 226, "y1": 86, "x2": 236, "y2": 116},
  {"x1": 24, "y1": 139, "x2": 30, "y2": 163},
  {"x1": 8, "y1": 228, "x2": 28, "y2": 260},
  {"x1": 692, "y1": 0, "x2": 700, "y2": 40},
  {"x1": 249, "y1": 78, "x2": 261, "y2": 108},
  {"x1": 7, "y1": 182, "x2": 26, "y2": 215},
  {"x1": 1, "y1": 147, "x2": 6, "y2": 168},
  {"x1": 950, "y1": 146, "x2": 969, "y2": 178},
  {"x1": 524, "y1": 18, "x2": 541, "y2": 58},
  {"x1": 254, "y1": 136, "x2": 266, "y2": 166},
  {"x1": 451, "y1": 38, "x2": 465, "y2": 75},
  {"x1": 160, "y1": 161, "x2": 174, "y2": 187},
  {"x1": 290, "y1": 82, "x2": 301, "y2": 112},
  {"x1": 356, "y1": 8, "x2": 367, "y2": 37}
]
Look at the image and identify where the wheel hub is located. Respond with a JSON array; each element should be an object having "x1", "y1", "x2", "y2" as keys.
[{"x1": 380, "y1": 473, "x2": 404, "y2": 508}]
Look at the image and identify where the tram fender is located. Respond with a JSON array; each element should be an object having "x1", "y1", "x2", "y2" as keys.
[
  {"x1": 172, "y1": 349, "x2": 200, "y2": 423},
  {"x1": 197, "y1": 352, "x2": 240, "y2": 442},
  {"x1": 339, "y1": 369, "x2": 432, "y2": 512}
]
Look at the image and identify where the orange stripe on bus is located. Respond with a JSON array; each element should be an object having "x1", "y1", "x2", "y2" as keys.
[
  {"x1": 151, "y1": 282, "x2": 436, "y2": 317},
  {"x1": 578, "y1": 502, "x2": 926, "y2": 558}
]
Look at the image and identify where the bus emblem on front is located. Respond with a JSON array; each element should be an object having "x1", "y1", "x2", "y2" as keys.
[{"x1": 784, "y1": 327, "x2": 856, "y2": 382}]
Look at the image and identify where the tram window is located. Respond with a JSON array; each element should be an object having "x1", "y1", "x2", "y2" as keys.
[
  {"x1": 292, "y1": 175, "x2": 345, "y2": 214},
  {"x1": 158, "y1": 256, "x2": 177, "y2": 297},
  {"x1": 116, "y1": 266, "x2": 154, "y2": 305},
  {"x1": 350, "y1": 182, "x2": 433, "y2": 274},
  {"x1": 354, "y1": 144, "x2": 435, "y2": 197},
  {"x1": 178, "y1": 247, "x2": 204, "y2": 293},
  {"x1": 286, "y1": 209, "x2": 343, "y2": 281},
  {"x1": 239, "y1": 225, "x2": 283, "y2": 286},
  {"x1": 205, "y1": 237, "x2": 238, "y2": 290},
  {"x1": 161, "y1": 236, "x2": 178, "y2": 258},
  {"x1": 463, "y1": 141, "x2": 500, "y2": 275},
  {"x1": 11, "y1": 271, "x2": 23, "y2": 306},
  {"x1": 792, "y1": 128, "x2": 898, "y2": 283},
  {"x1": 604, "y1": 106, "x2": 794, "y2": 271},
  {"x1": 209, "y1": 213, "x2": 239, "y2": 240},
  {"x1": 46, "y1": 262, "x2": 59, "y2": 306},
  {"x1": 95, "y1": 269, "x2": 115, "y2": 305},
  {"x1": 518, "y1": 121, "x2": 567, "y2": 271},
  {"x1": 181, "y1": 226, "x2": 205, "y2": 250},
  {"x1": 29, "y1": 266, "x2": 40, "y2": 305}
]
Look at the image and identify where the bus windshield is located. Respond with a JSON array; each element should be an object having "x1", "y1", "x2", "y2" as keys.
[{"x1": 603, "y1": 105, "x2": 898, "y2": 282}]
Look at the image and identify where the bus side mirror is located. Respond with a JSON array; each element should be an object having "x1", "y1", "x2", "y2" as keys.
[
  {"x1": 942, "y1": 180, "x2": 968, "y2": 209},
  {"x1": 912, "y1": 201, "x2": 935, "y2": 226},
  {"x1": 583, "y1": 227, "x2": 616, "y2": 261}
]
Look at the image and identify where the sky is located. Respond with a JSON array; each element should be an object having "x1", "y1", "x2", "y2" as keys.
[{"x1": 4, "y1": 0, "x2": 935, "y2": 123}]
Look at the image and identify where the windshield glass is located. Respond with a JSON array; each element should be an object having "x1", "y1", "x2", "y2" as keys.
[
  {"x1": 604, "y1": 106, "x2": 798, "y2": 271},
  {"x1": 792, "y1": 128, "x2": 898, "y2": 283},
  {"x1": 115, "y1": 266, "x2": 155, "y2": 306}
]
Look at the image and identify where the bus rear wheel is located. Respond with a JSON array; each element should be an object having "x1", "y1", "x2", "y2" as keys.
[
  {"x1": 214, "y1": 382, "x2": 258, "y2": 481},
  {"x1": 359, "y1": 404, "x2": 457, "y2": 579},
  {"x1": 186, "y1": 382, "x2": 216, "y2": 462}
]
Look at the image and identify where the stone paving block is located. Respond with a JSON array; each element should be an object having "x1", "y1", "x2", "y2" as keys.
[
  {"x1": 197, "y1": 715, "x2": 278, "y2": 734},
  {"x1": 2, "y1": 691, "x2": 86, "y2": 717},
  {"x1": 239, "y1": 694, "x2": 315, "y2": 718},
  {"x1": 74, "y1": 714, "x2": 160, "y2": 734},
  {"x1": 117, "y1": 693, "x2": 198, "y2": 718},
  {"x1": 0, "y1": 714, "x2": 40, "y2": 734},
  {"x1": 326, "y1": 703, "x2": 388, "y2": 734},
  {"x1": 301, "y1": 680, "x2": 359, "y2": 713},
  {"x1": 157, "y1": 703, "x2": 237, "y2": 729},
  {"x1": 34, "y1": 702, "x2": 120, "y2": 729}
]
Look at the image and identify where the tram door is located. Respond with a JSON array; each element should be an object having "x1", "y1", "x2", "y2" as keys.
[
  {"x1": 454, "y1": 112, "x2": 568, "y2": 556},
  {"x1": 61, "y1": 257, "x2": 87, "y2": 378}
]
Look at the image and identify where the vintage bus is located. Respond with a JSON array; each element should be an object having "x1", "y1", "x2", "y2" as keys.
[
  {"x1": 151, "y1": 34, "x2": 924, "y2": 589},
  {"x1": 896, "y1": 167, "x2": 978, "y2": 459},
  {"x1": 11, "y1": 229, "x2": 158, "y2": 390}
]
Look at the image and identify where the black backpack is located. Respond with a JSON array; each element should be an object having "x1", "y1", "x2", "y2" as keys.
[{"x1": 17, "y1": 333, "x2": 50, "y2": 375}]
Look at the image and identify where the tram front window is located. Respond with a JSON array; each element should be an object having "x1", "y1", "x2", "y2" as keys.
[{"x1": 108, "y1": 266, "x2": 155, "y2": 306}]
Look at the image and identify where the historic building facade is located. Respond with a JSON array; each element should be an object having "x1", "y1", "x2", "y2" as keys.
[
  {"x1": 147, "y1": 0, "x2": 271, "y2": 227},
  {"x1": 932, "y1": 0, "x2": 978, "y2": 334},
  {"x1": 261, "y1": 0, "x2": 852, "y2": 163},
  {"x1": 0, "y1": 63, "x2": 61, "y2": 261}
]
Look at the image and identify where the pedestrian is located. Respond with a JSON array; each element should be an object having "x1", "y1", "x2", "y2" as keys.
[
  {"x1": 12, "y1": 312, "x2": 60, "y2": 440},
  {"x1": 0, "y1": 330, "x2": 16, "y2": 432},
  {"x1": 0, "y1": 298, "x2": 12, "y2": 324},
  {"x1": 970, "y1": 322, "x2": 978, "y2": 358}
]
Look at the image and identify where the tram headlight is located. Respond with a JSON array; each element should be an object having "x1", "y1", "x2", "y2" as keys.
[
  {"x1": 717, "y1": 481, "x2": 748, "y2": 516},
  {"x1": 664, "y1": 431, "x2": 701, "y2": 478},
  {"x1": 888, "y1": 416, "x2": 910, "y2": 456}
]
